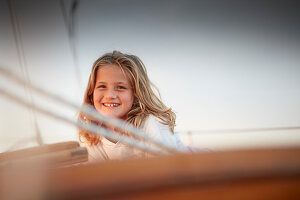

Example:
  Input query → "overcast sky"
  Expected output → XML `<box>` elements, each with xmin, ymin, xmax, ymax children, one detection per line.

<box><xmin>1</xmin><ymin>0</ymin><xmax>300</xmax><ymax>151</ymax></box>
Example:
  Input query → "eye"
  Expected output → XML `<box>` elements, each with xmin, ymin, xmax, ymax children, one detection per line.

<box><xmin>116</xmin><ymin>85</ymin><xmax>126</xmax><ymax>90</ymax></box>
<box><xmin>96</xmin><ymin>85</ymin><xmax>106</xmax><ymax>89</ymax></box>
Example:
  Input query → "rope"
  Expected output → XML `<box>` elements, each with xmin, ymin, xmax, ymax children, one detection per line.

<box><xmin>0</xmin><ymin>67</ymin><xmax>181</xmax><ymax>154</ymax></box>
<box><xmin>182</xmin><ymin>126</ymin><xmax>300</xmax><ymax>135</ymax></box>
<box><xmin>6</xmin><ymin>0</ymin><xmax>43</xmax><ymax>145</ymax></box>
<box><xmin>0</xmin><ymin>87</ymin><xmax>165</xmax><ymax>155</ymax></box>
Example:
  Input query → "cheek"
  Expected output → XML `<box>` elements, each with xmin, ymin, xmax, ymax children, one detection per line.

<box><xmin>123</xmin><ymin>92</ymin><xmax>134</xmax><ymax>107</ymax></box>
<box><xmin>93</xmin><ymin>90</ymin><xmax>102</xmax><ymax>102</ymax></box>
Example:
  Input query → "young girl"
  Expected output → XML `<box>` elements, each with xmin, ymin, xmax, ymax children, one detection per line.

<box><xmin>79</xmin><ymin>51</ymin><xmax>190</xmax><ymax>162</ymax></box>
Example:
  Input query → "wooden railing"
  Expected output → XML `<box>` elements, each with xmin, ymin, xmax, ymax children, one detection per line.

<box><xmin>0</xmin><ymin>141</ymin><xmax>88</xmax><ymax>169</ymax></box>
<box><xmin>1</xmin><ymin>146</ymin><xmax>299</xmax><ymax>199</ymax></box>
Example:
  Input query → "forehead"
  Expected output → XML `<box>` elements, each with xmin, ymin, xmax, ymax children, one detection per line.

<box><xmin>96</xmin><ymin>64</ymin><xmax>130</xmax><ymax>83</ymax></box>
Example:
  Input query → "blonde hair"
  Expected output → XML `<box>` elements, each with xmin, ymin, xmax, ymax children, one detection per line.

<box><xmin>78</xmin><ymin>51</ymin><xmax>176</xmax><ymax>145</ymax></box>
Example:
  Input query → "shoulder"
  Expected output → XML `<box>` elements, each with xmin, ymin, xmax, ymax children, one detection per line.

<box><xmin>141</xmin><ymin>115</ymin><xmax>190</xmax><ymax>152</ymax></box>
<box><xmin>142</xmin><ymin>114</ymin><xmax>168</xmax><ymax>128</ymax></box>
<box><xmin>141</xmin><ymin>114</ymin><xmax>170</xmax><ymax>134</ymax></box>
<box><xmin>142</xmin><ymin>114</ymin><xmax>158</xmax><ymax>125</ymax></box>
<box><xmin>141</xmin><ymin>114</ymin><xmax>175</xmax><ymax>143</ymax></box>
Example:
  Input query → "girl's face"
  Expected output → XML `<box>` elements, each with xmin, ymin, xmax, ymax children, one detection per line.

<box><xmin>93</xmin><ymin>65</ymin><xmax>134</xmax><ymax>120</ymax></box>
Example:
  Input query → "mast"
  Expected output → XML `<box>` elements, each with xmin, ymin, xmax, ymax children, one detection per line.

<box><xmin>6</xmin><ymin>0</ymin><xmax>43</xmax><ymax>147</ymax></box>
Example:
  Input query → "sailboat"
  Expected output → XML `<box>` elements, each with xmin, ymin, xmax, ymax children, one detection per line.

<box><xmin>1</xmin><ymin>1</ymin><xmax>300</xmax><ymax>199</ymax></box>
<box><xmin>0</xmin><ymin>138</ymin><xmax>299</xmax><ymax>199</ymax></box>
<box><xmin>0</xmin><ymin>70</ymin><xmax>299</xmax><ymax>199</ymax></box>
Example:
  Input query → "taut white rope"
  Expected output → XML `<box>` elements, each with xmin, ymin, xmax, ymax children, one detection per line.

<box><xmin>0</xmin><ymin>87</ymin><xmax>165</xmax><ymax>155</ymax></box>
<box><xmin>0</xmin><ymin>67</ymin><xmax>180</xmax><ymax>153</ymax></box>
<box><xmin>0</xmin><ymin>67</ymin><xmax>182</xmax><ymax>154</ymax></box>
<box><xmin>183</xmin><ymin>126</ymin><xmax>300</xmax><ymax>135</ymax></box>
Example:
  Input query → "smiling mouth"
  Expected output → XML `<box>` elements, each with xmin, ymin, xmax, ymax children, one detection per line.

<box><xmin>102</xmin><ymin>103</ymin><xmax>120</xmax><ymax>107</ymax></box>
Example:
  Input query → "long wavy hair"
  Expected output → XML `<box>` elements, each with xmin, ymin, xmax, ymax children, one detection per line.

<box><xmin>78</xmin><ymin>51</ymin><xmax>176</xmax><ymax>145</ymax></box>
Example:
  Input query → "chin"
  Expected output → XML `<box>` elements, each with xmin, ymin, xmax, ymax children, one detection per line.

<box><xmin>101</xmin><ymin>113</ymin><xmax>121</xmax><ymax>119</ymax></box>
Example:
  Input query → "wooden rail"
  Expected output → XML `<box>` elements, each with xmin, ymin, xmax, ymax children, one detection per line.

<box><xmin>0</xmin><ymin>141</ymin><xmax>79</xmax><ymax>161</ymax></box>
<box><xmin>1</xmin><ymin>146</ymin><xmax>299</xmax><ymax>199</ymax></box>
<box><xmin>0</xmin><ymin>141</ymin><xmax>87</xmax><ymax>169</ymax></box>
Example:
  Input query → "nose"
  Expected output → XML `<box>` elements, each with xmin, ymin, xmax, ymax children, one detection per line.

<box><xmin>105</xmin><ymin>88</ymin><xmax>117</xmax><ymax>99</ymax></box>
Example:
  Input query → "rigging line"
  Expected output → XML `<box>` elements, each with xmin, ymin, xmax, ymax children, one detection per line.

<box><xmin>6</xmin><ymin>0</ymin><xmax>43</xmax><ymax>145</ymax></box>
<box><xmin>59</xmin><ymin>0</ymin><xmax>82</xmax><ymax>89</ymax></box>
<box><xmin>0</xmin><ymin>67</ymin><xmax>180</xmax><ymax>153</ymax></box>
<box><xmin>182</xmin><ymin>126</ymin><xmax>300</xmax><ymax>135</ymax></box>
<box><xmin>0</xmin><ymin>67</ymin><xmax>181</xmax><ymax>154</ymax></box>
<box><xmin>0</xmin><ymin>87</ymin><xmax>166</xmax><ymax>155</ymax></box>
<box><xmin>59</xmin><ymin>0</ymin><xmax>68</xmax><ymax>30</ymax></box>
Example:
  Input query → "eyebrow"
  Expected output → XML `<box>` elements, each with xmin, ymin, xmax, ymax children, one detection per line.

<box><xmin>96</xmin><ymin>81</ymin><xmax>129</xmax><ymax>85</ymax></box>
<box><xmin>116</xmin><ymin>82</ymin><xmax>129</xmax><ymax>85</ymax></box>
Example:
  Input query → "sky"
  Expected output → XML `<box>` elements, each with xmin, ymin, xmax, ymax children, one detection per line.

<box><xmin>0</xmin><ymin>0</ymin><xmax>300</xmax><ymax>151</ymax></box>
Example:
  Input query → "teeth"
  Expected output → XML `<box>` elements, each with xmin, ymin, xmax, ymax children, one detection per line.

<box><xmin>103</xmin><ymin>103</ymin><xmax>119</xmax><ymax>107</ymax></box>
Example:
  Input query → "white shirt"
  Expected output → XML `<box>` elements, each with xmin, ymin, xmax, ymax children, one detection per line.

<box><xmin>81</xmin><ymin>115</ymin><xmax>189</xmax><ymax>162</ymax></box>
